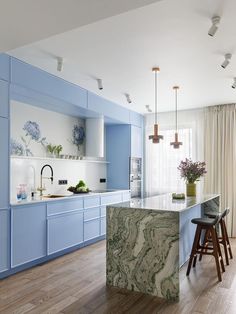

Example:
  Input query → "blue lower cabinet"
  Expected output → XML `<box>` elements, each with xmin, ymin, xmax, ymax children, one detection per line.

<box><xmin>11</xmin><ymin>204</ymin><xmax>47</xmax><ymax>267</ymax></box>
<box><xmin>48</xmin><ymin>211</ymin><xmax>83</xmax><ymax>255</ymax></box>
<box><xmin>0</xmin><ymin>209</ymin><xmax>10</xmax><ymax>273</ymax></box>
<box><xmin>84</xmin><ymin>218</ymin><xmax>100</xmax><ymax>241</ymax></box>
<box><xmin>101</xmin><ymin>217</ymin><xmax>106</xmax><ymax>236</ymax></box>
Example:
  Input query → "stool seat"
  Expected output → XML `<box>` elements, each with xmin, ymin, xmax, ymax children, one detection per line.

<box><xmin>191</xmin><ymin>217</ymin><xmax>219</xmax><ymax>226</ymax></box>
<box><xmin>204</xmin><ymin>211</ymin><xmax>219</xmax><ymax>218</ymax></box>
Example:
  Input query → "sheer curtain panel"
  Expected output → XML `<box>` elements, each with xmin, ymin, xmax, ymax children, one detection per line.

<box><xmin>204</xmin><ymin>104</ymin><xmax>236</xmax><ymax>237</ymax></box>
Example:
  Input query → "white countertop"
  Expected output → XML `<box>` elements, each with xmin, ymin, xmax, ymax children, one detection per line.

<box><xmin>11</xmin><ymin>189</ymin><xmax>129</xmax><ymax>206</ymax></box>
<box><xmin>109</xmin><ymin>193</ymin><xmax>220</xmax><ymax>213</ymax></box>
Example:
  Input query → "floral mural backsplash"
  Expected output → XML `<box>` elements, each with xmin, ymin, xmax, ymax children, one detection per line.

<box><xmin>11</xmin><ymin>120</ymin><xmax>85</xmax><ymax>157</ymax></box>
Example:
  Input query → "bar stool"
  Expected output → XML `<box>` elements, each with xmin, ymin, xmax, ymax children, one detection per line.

<box><xmin>203</xmin><ymin>208</ymin><xmax>233</xmax><ymax>265</ymax></box>
<box><xmin>186</xmin><ymin>215</ymin><xmax>225</xmax><ymax>281</ymax></box>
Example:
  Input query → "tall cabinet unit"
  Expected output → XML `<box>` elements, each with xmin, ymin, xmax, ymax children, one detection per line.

<box><xmin>0</xmin><ymin>54</ymin><xmax>10</xmax><ymax>274</ymax></box>
<box><xmin>106</xmin><ymin>120</ymin><xmax>143</xmax><ymax>191</ymax></box>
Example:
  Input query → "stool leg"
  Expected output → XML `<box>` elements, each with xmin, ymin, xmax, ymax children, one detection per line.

<box><xmin>199</xmin><ymin>229</ymin><xmax>209</xmax><ymax>261</ymax></box>
<box><xmin>210</xmin><ymin>226</ymin><xmax>223</xmax><ymax>281</ymax></box>
<box><xmin>223</xmin><ymin>219</ymin><xmax>233</xmax><ymax>259</ymax></box>
<box><xmin>220</xmin><ymin>220</ymin><xmax>229</xmax><ymax>265</ymax></box>
<box><xmin>187</xmin><ymin>225</ymin><xmax>201</xmax><ymax>276</ymax></box>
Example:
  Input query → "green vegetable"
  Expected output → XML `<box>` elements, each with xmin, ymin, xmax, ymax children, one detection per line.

<box><xmin>76</xmin><ymin>180</ymin><xmax>86</xmax><ymax>188</ymax></box>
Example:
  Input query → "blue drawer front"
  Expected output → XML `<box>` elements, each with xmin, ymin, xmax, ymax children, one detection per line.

<box><xmin>48</xmin><ymin>211</ymin><xmax>83</xmax><ymax>254</ymax></box>
<box><xmin>84</xmin><ymin>196</ymin><xmax>100</xmax><ymax>208</ymax></box>
<box><xmin>84</xmin><ymin>207</ymin><xmax>100</xmax><ymax>221</ymax></box>
<box><xmin>101</xmin><ymin>193</ymin><xmax>122</xmax><ymax>205</ymax></box>
<box><xmin>84</xmin><ymin>219</ymin><xmax>100</xmax><ymax>241</ymax></box>
<box><xmin>101</xmin><ymin>217</ymin><xmax>106</xmax><ymax>235</ymax></box>
<box><xmin>47</xmin><ymin>198</ymin><xmax>83</xmax><ymax>216</ymax></box>
<box><xmin>100</xmin><ymin>206</ymin><xmax>106</xmax><ymax>217</ymax></box>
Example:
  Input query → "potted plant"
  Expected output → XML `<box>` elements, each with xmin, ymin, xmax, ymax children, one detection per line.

<box><xmin>46</xmin><ymin>143</ymin><xmax>56</xmax><ymax>157</ymax></box>
<box><xmin>55</xmin><ymin>145</ymin><xmax>63</xmax><ymax>158</ymax></box>
<box><xmin>177</xmin><ymin>158</ymin><xmax>207</xmax><ymax>196</ymax></box>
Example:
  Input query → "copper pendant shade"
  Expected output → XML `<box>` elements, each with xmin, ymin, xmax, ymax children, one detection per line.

<box><xmin>149</xmin><ymin>67</ymin><xmax>164</xmax><ymax>144</ymax></box>
<box><xmin>170</xmin><ymin>86</ymin><xmax>183</xmax><ymax>149</ymax></box>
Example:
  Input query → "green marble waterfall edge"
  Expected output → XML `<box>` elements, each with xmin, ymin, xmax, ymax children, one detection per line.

<box><xmin>106</xmin><ymin>207</ymin><xmax>180</xmax><ymax>301</ymax></box>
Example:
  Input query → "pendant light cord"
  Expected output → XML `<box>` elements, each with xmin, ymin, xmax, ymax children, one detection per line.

<box><xmin>175</xmin><ymin>88</ymin><xmax>178</xmax><ymax>133</ymax></box>
<box><xmin>155</xmin><ymin>70</ymin><xmax>157</xmax><ymax>125</ymax></box>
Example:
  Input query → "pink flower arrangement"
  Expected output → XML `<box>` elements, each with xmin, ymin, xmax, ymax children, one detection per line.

<box><xmin>178</xmin><ymin>158</ymin><xmax>207</xmax><ymax>184</ymax></box>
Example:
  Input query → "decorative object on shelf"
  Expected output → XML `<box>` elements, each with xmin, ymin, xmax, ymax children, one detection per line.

<box><xmin>178</xmin><ymin>158</ymin><xmax>207</xmax><ymax>196</ymax></box>
<box><xmin>149</xmin><ymin>67</ymin><xmax>163</xmax><ymax>143</ymax></box>
<box><xmin>170</xmin><ymin>86</ymin><xmax>183</xmax><ymax>149</ymax></box>
<box><xmin>10</xmin><ymin>138</ymin><xmax>24</xmax><ymax>156</ymax></box>
<box><xmin>72</xmin><ymin>125</ymin><xmax>85</xmax><ymax>153</ymax></box>
<box><xmin>46</xmin><ymin>144</ymin><xmax>63</xmax><ymax>158</ymax></box>
<box><xmin>67</xmin><ymin>180</ymin><xmax>90</xmax><ymax>194</ymax></box>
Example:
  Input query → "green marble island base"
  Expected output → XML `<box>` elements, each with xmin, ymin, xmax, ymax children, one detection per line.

<box><xmin>106</xmin><ymin>194</ymin><xmax>220</xmax><ymax>301</ymax></box>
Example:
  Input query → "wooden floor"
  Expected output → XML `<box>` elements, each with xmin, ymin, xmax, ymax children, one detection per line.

<box><xmin>0</xmin><ymin>240</ymin><xmax>236</xmax><ymax>314</ymax></box>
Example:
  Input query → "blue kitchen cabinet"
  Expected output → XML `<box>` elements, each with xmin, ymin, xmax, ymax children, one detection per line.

<box><xmin>100</xmin><ymin>217</ymin><xmax>106</xmax><ymax>236</ymax></box>
<box><xmin>11</xmin><ymin>203</ymin><xmax>47</xmax><ymax>267</ymax></box>
<box><xmin>0</xmin><ymin>54</ymin><xmax>10</xmax><ymax>81</ymax></box>
<box><xmin>0</xmin><ymin>80</ymin><xmax>9</xmax><ymax>118</ymax></box>
<box><xmin>0</xmin><ymin>117</ymin><xmax>9</xmax><ymax>209</ymax></box>
<box><xmin>48</xmin><ymin>211</ymin><xmax>83</xmax><ymax>255</ymax></box>
<box><xmin>84</xmin><ymin>218</ymin><xmax>100</xmax><ymax>241</ymax></box>
<box><xmin>0</xmin><ymin>209</ymin><xmax>10</xmax><ymax>273</ymax></box>
<box><xmin>131</xmin><ymin>125</ymin><xmax>143</xmax><ymax>158</ymax></box>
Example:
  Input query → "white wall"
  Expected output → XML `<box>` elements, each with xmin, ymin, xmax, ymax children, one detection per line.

<box><xmin>11</xmin><ymin>100</ymin><xmax>85</xmax><ymax>157</ymax></box>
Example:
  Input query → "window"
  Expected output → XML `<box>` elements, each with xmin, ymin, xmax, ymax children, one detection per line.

<box><xmin>145</xmin><ymin>128</ymin><xmax>192</xmax><ymax>196</ymax></box>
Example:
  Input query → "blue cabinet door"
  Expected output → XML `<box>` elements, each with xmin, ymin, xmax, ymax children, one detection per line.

<box><xmin>101</xmin><ymin>217</ymin><xmax>106</xmax><ymax>236</ymax></box>
<box><xmin>84</xmin><ymin>218</ymin><xmax>100</xmax><ymax>241</ymax></box>
<box><xmin>11</xmin><ymin>204</ymin><xmax>47</xmax><ymax>267</ymax></box>
<box><xmin>0</xmin><ymin>80</ymin><xmax>9</xmax><ymax>118</ymax></box>
<box><xmin>48</xmin><ymin>211</ymin><xmax>83</xmax><ymax>255</ymax></box>
<box><xmin>131</xmin><ymin>125</ymin><xmax>143</xmax><ymax>158</ymax></box>
<box><xmin>0</xmin><ymin>209</ymin><xmax>10</xmax><ymax>273</ymax></box>
<box><xmin>0</xmin><ymin>54</ymin><xmax>10</xmax><ymax>81</ymax></box>
<box><xmin>0</xmin><ymin>117</ymin><xmax>9</xmax><ymax>209</ymax></box>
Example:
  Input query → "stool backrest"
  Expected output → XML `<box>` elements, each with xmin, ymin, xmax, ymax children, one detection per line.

<box><xmin>222</xmin><ymin>208</ymin><xmax>230</xmax><ymax>219</ymax></box>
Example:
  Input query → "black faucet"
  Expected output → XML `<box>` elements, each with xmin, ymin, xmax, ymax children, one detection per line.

<box><xmin>38</xmin><ymin>164</ymin><xmax>54</xmax><ymax>196</ymax></box>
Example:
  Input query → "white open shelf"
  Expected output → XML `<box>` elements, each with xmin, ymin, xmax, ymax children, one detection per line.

<box><xmin>11</xmin><ymin>155</ymin><xmax>110</xmax><ymax>164</ymax></box>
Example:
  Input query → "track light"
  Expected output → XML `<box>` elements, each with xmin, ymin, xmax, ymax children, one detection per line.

<box><xmin>145</xmin><ymin>105</ymin><xmax>152</xmax><ymax>113</ymax></box>
<box><xmin>221</xmin><ymin>53</ymin><xmax>232</xmax><ymax>69</ymax></box>
<box><xmin>208</xmin><ymin>16</ymin><xmax>220</xmax><ymax>37</ymax></box>
<box><xmin>125</xmin><ymin>93</ymin><xmax>132</xmax><ymax>104</ymax></box>
<box><xmin>97</xmin><ymin>79</ymin><xmax>103</xmax><ymax>90</ymax></box>
<box><xmin>57</xmin><ymin>57</ymin><xmax>63</xmax><ymax>72</ymax></box>
<box><xmin>232</xmin><ymin>78</ymin><xmax>236</xmax><ymax>89</ymax></box>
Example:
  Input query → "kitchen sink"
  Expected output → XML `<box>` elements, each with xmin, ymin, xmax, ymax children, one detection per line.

<box><xmin>43</xmin><ymin>194</ymin><xmax>67</xmax><ymax>198</ymax></box>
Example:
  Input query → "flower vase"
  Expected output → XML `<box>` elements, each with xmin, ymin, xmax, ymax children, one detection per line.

<box><xmin>186</xmin><ymin>183</ymin><xmax>196</xmax><ymax>197</ymax></box>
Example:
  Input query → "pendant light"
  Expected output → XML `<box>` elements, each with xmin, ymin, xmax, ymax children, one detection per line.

<box><xmin>170</xmin><ymin>86</ymin><xmax>183</xmax><ymax>149</ymax></box>
<box><xmin>149</xmin><ymin>67</ymin><xmax>163</xmax><ymax>143</ymax></box>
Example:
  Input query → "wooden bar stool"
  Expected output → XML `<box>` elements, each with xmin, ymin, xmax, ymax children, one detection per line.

<box><xmin>186</xmin><ymin>215</ymin><xmax>225</xmax><ymax>282</ymax></box>
<box><xmin>203</xmin><ymin>208</ymin><xmax>233</xmax><ymax>265</ymax></box>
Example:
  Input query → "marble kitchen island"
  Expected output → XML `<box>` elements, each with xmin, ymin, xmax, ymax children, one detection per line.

<box><xmin>106</xmin><ymin>193</ymin><xmax>220</xmax><ymax>301</ymax></box>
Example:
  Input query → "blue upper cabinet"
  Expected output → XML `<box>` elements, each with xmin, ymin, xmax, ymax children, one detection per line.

<box><xmin>0</xmin><ymin>54</ymin><xmax>10</xmax><ymax>82</ymax></box>
<box><xmin>11</xmin><ymin>58</ymin><xmax>87</xmax><ymax>109</ymax></box>
<box><xmin>131</xmin><ymin>125</ymin><xmax>143</xmax><ymax>158</ymax></box>
<box><xmin>88</xmin><ymin>92</ymin><xmax>130</xmax><ymax>124</ymax></box>
<box><xmin>0</xmin><ymin>117</ymin><xmax>9</xmax><ymax>209</ymax></box>
<box><xmin>0</xmin><ymin>80</ymin><xmax>9</xmax><ymax>118</ymax></box>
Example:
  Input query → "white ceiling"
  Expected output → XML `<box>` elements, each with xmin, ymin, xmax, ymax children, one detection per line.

<box><xmin>8</xmin><ymin>0</ymin><xmax>236</xmax><ymax>113</ymax></box>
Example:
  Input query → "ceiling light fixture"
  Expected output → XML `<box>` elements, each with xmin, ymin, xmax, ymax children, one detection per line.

<box><xmin>149</xmin><ymin>67</ymin><xmax>163</xmax><ymax>144</ymax></box>
<box><xmin>125</xmin><ymin>93</ymin><xmax>132</xmax><ymax>104</ymax></box>
<box><xmin>208</xmin><ymin>16</ymin><xmax>221</xmax><ymax>37</ymax></box>
<box><xmin>170</xmin><ymin>86</ymin><xmax>183</xmax><ymax>149</ymax></box>
<box><xmin>232</xmin><ymin>78</ymin><xmax>236</xmax><ymax>89</ymax></box>
<box><xmin>97</xmin><ymin>78</ymin><xmax>103</xmax><ymax>90</ymax></box>
<box><xmin>221</xmin><ymin>53</ymin><xmax>232</xmax><ymax>69</ymax></box>
<box><xmin>145</xmin><ymin>105</ymin><xmax>152</xmax><ymax>113</ymax></box>
<box><xmin>57</xmin><ymin>57</ymin><xmax>63</xmax><ymax>72</ymax></box>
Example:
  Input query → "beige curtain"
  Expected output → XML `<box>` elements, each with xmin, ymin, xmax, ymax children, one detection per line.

<box><xmin>204</xmin><ymin>104</ymin><xmax>236</xmax><ymax>237</ymax></box>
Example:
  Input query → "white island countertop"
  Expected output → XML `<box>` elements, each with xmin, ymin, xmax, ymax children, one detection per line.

<box><xmin>110</xmin><ymin>193</ymin><xmax>220</xmax><ymax>213</ymax></box>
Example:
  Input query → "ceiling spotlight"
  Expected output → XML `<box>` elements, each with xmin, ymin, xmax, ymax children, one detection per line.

<box><xmin>208</xmin><ymin>16</ymin><xmax>221</xmax><ymax>37</ymax></box>
<box><xmin>97</xmin><ymin>79</ymin><xmax>103</xmax><ymax>90</ymax></box>
<box><xmin>56</xmin><ymin>57</ymin><xmax>63</xmax><ymax>72</ymax></box>
<box><xmin>145</xmin><ymin>105</ymin><xmax>152</xmax><ymax>113</ymax></box>
<box><xmin>221</xmin><ymin>53</ymin><xmax>232</xmax><ymax>69</ymax></box>
<box><xmin>125</xmin><ymin>93</ymin><xmax>132</xmax><ymax>104</ymax></box>
<box><xmin>232</xmin><ymin>78</ymin><xmax>236</xmax><ymax>89</ymax></box>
